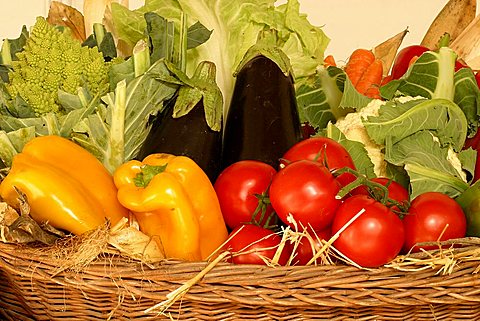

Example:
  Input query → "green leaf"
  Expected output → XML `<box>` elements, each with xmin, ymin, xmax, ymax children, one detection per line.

<box><xmin>324</xmin><ymin>123</ymin><xmax>375</xmax><ymax>178</ymax></box>
<box><xmin>395</xmin><ymin>47</ymin><xmax>456</xmax><ymax>101</ymax></box>
<box><xmin>338</xmin><ymin>71</ymin><xmax>373</xmax><ymax>110</ymax></box>
<box><xmin>296</xmin><ymin>66</ymin><xmax>349</xmax><ymax>130</ymax></box>
<box><xmin>72</xmin><ymin>59</ymin><xmax>178</xmax><ymax>173</ymax></box>
<box><xmin>186</xmin><ymin>21</ymin><xmax>213</xmax><ymax>49</ymax></box>
<box><xmin>109</xmin><ymin>58</ymin><xmax>135</xmax><ymax>89</ymax></box>
<box><xmin>133</xmin><ymin>164</ymin><xmax>168</xmax><ymax>187</ymax></box>
<box><xmin>453</xmin><ymin>67</ymin><xmax>480</xmax><ymax>137</ymax></box>
<box><xmin>364</xmin><ymin>98</ymin><xmax>468</xmax><ymax>151</ymax></box>
<box><xmin>0</xmin><ymin>127</ymin><xmax>35</xmax><ymax>166</ymax></box>
<box><xmin>0</xmin><ymin>115</ymin><xmax>50</xmax><ymax>136</ymax></box>
<box><xmin>111</xmin><ymin>0</ymin><xmax>329</xmax><ymax>113</ymax></box>
<box><xmin>82</xmin><ymin>24</ymin><xmax>117</xmax><ymax>60</ymax></box>
<box><xmin>385</xmin><ymin>131</ymin><xmax>469</xmax><ymax>198</ymax></box>
<box><xmin>458</xmin><ymin>147</ymin><xmax>477</xmax><ymax>183</ymax></box>
<box><xmin>0</xmin><ymin>25</ymin><xmax>28</xmax><ymax>66</ymax></box>
<box><xmin>145</xmin><ymin>12</ymin><xmax>175</xmax><ymax>64</ymax></box>
<box><xmin>169</xmin><ymin>60</ymin><xmax>223</xmax><ymax>131</ymax></box>
<box><xmin>58</xmin><ymin>89</ymin><xmax>101</xmax><ymax>137</ymax></box>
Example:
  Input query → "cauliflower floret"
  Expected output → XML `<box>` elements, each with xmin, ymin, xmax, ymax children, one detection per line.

<box><xmin>429</xmin><ymin>131</ymin><xmax>468</xmax><ymax>182</ymax></box>
<box><xmin>334</xmin><ymin>96</ymin><xmax>424</xmax><ymax>177</ymax></box>
<box><xmin>335</xmin><ymin>99</ymin><xmax>387</xmax><ymax>176</ymax></box>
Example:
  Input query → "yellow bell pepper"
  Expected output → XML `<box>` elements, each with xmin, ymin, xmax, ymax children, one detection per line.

<box><xmin>113</xmin><ymin>153</ymin><xmax>228</xmax><ymax>261</ymax></box>
<box><xmin>0</xmin><ymin>135</ymin><xmax>129</xmax><ymax>235</ymax></box>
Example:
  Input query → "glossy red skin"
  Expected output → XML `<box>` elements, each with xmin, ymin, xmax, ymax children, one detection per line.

<box><xmin>292</xmin><ymin>227</ymin><xmax>331</xmax><ymax>266</ymax></box>
<box><xmin>214</xmin><ymin>160</ymin><xmax>277</xmax><ymax>229</ymax></box>
<box><xmin>391</xmin><ymin>45</ymin><xmax>468</xmax><ymax>80</ymax></box>
<box><xmin>280</xmin><ymin>137</ymin><xmax>357</xmax><ymax>187</ymax></box>
<box><xmin>391</xmin><ymin>45</ymin><xmax>429</xmax><ymax>79</ymax></box>
<box><xmin>331</xmin><ymin>194</ymin><xmax>405</xmax><ymax>268</ymax></box>
<box><xmin>224</xmin><ymin>224</ymin><xmax>290</xmax><ymax>265</ymax></box>
<box><xmin>270</xmin><ymin>160</ymin><xmax>342</xmax><ymax>231</ymax></box>
<box><xmin>464</xmin><ymin>120</ymin><xmax>480</xmax><ymax>182</ymax></box>
<box><xmin>352</xmin><ymin>177</ymin><xmax>409</xmax><ymax>211</ymax></box>
<box><xmin>402</xmin><ymin>192</ymin><xmax>466</xmax><ymax>253</ymax></box>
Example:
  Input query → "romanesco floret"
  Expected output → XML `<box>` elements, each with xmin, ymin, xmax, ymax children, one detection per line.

<box><xmin>6</xmin><ymin>17</ymin><xmax>111</xmax><ymax>116</ymax></box>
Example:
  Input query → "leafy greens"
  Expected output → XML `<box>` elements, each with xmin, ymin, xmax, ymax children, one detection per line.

<box><xmin>109</xmin><ymin>0</ymin><xmax>330</xmax><ymax>113</ymax></box>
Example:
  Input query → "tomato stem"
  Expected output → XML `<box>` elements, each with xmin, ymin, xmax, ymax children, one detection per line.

<box><xmin>251</xmin><ymin>191</ymin><xmax>277</xmax><ymax>229</ymax></box>
<box><xmin>334</xmin><ymin>167</ymin><xmax>409</xmax><ymax>216</ymax></box>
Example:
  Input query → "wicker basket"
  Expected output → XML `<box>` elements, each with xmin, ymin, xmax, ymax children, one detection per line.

<box><xmin>0</xmin><ymin>241</ymin><xmax>480</xmax><ymax>321</ymax></box>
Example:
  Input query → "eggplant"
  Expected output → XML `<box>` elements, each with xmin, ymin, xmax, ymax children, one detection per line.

<box><xmin>137</xmin><ymin>61</ymin><xmax>224</xmax><ymax>182</ymax></box>
<box><xmin>221</xmin><ymin>54</ymin><xmax>302</xmax><ymax>170</ymax></box>
<box><xmin>137</xmin><ymin>96</ymin><xmax>223</xmax><ymax>182</ymax></box>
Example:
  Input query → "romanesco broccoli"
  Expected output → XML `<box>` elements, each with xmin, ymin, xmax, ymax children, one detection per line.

<box><xmin>6</xmin><ymin>17</ymin><xmax>111</xmax><ymax>116</ymax></box>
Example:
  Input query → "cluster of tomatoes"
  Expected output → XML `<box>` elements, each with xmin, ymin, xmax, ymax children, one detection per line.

<box><xmin>214</xmin><ymin>137</ymin><xmax>467</xmax><ymax>268</ymax></box>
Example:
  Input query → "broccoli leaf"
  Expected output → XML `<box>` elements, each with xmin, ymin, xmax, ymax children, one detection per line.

<box><xmin>71</xmin><ymin>59</ymin><xmax>178</xmax><ymax>173</ymax></box>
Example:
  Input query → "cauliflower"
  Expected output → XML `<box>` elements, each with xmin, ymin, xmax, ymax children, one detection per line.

<box><xmin>431</xmin><ymin>134</ymin><xmax>468</xmax><ymax>183</ymax></box>
<box><xmin>6</xmin><ymin>17</ymin><xmax>111</xmax><ymax>116</ymax></box>
<box><xmin>334</xmin><ymin>96</ymin><xmax>424</xmax><ymax>177</ymax></box>
<box><xmin>334</xmin><ymin>99</ymin><xmax>387</xmax><ymax>177</ymax></box>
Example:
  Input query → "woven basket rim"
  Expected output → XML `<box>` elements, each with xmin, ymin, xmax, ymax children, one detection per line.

<box><xmin>1</xmin><ymin>239</ymin><xmax>480</xmax><ymax>320</ymax></box>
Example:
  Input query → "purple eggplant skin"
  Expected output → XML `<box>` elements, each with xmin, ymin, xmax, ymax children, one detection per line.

<box><xmin>221</xmin><ymin>55</ymin><xmax>303</xmax><ymax>170</ymax></box>
<box><xmin>137</xmin><ymin>97</ymin><xmax>223</xmax><ymax>182</ymax></box>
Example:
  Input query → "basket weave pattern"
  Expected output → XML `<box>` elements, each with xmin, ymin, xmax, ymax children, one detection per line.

<box><xmin>0</xmin><ymin>242</ymin><xmax>480</xmax><ymax>320</ymax></box>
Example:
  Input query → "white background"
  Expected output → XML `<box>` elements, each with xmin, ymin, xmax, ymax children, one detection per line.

<box><xmin>0</xmin><ymin>0</ymin><xmax>458</xmax><ymax>62</ymax></box>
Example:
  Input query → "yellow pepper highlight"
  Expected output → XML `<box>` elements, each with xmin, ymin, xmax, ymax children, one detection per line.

<box><xmin>114</xmin><ymin>153</ymin><xmax>228</xmax><ymax>261</ymax></box>
<box><xmin>0</xmin><ymin>135</ymin><xmax>129</xmax><ymax>235</ymax></box>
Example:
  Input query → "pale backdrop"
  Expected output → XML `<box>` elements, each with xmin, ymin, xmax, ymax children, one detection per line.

<box><xmin>0</xmin><ymin>0</ymin><xmax>455</xmax><ymax>62</ymax></box>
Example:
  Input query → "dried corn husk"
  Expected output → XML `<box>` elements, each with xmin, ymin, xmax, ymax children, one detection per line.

<box><xmin>108</xmin><ymin>216</ymin><xmax>165</xmax><ymax>263</ymax></box>
<box><xmin>451</xmin><ymin>15</ymin><xmax>480</xmax><ymax>70</ymax></box>
<box><xmin>47</xmin><ymin>1</ymin><xmax>86</xmax><ymax>41</ymax></box>
<box><xmin>421</xmin><ymin>0</ymin><xmax>476</xmax><ymax>49</ymax></box>
<box><xmin>373</xmin><ymin>28</ymin><xmax>409</xmax><ymax>76</ymax></box>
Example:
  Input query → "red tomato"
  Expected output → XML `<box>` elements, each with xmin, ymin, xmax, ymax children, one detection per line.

<box><xmin>301</xmin><ymin>122</ymin><xmax>317</xmax><ymax>139</ymax></box>
<box><xmin>475</xmin><ymin>71</ymin><xmax>480</xmax><ymax>88</ymax></box>
<box><xmin>292</xmin><ymin>227</ymin><xmax>331</xmax><ymax>266</ymax></box>
<box><xmin>352</xmin><ymin>177</ymin><xmax>409</xmax><ymax>211</ymax></box>
<box><xmin>280</xmin><ymin>137</ymin><xmax>357</xmax><ymax>187</ymax></box>
<box><xmin>391</xmin><ymin>45</ymin><xmax>468</xmax><ymax>80</ymax></box>
<box><xmin>214</xmin><ymin>160</ymin><xmax>277</xmax><ymax>230</ymax></box>
<box><xmin>391</xmin><ymin>45</ymin><xmax>429</xmax><ymax>79</ymax></box>
<box><xmin>224</xmin><ymin>224</ymin><xmax>290</xmax><ymax>265</ymax></box>
<box><xmin>331</xmin><ymin>194</ymin><xmax>405</xmax><ymax>268</ymax></box>
<box><xmin>270</xmin><ymin>160</ymin><xmax>342</xmax><ymax>231</ymax></box>
<box><xmin>465</xmin><ymin>109</ymin><xmax>480</xmax><ymax>182</ymax></box>
<box><xmin>403</xmin><ymin>192</ymin><xmax>466</xmax><ymax>253</ymax></box>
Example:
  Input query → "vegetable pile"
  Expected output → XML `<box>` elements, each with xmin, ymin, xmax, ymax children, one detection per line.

<box><xmin>0</xmin><ymin>0</ymin><xmax>480</xmax><ymax>272</ymax></box>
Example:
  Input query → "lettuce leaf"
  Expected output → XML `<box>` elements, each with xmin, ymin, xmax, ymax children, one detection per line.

<box><xmin>110</xmin><ymin>0</ymin><xmax>329</xmax><ymax>113</ymax></box>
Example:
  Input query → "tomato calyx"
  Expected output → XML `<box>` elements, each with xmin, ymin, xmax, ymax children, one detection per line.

<box><xmin>334</xmin><ymin>168</ymin><xmax>409</xmax><ymax>215</ymax></box>
<box><xmin>251</xmin><ymin>190</ymin><xmax>277</xmax><ymax>229</ymax></box>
